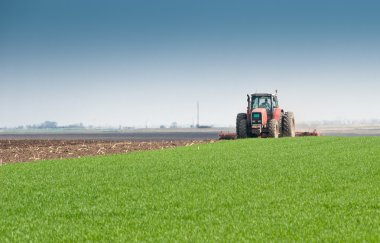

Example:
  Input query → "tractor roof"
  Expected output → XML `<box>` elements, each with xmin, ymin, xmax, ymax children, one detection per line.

<box><xmin>251</xmin><ymin>93</ymin><xmax>275</xmax><ymax>97</ymax></box>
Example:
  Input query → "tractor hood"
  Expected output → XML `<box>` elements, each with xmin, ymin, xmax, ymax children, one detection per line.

<box><xmin>252</xmin><ymin>108</ymin><xmax>268</xmax><ymax>125</ymax></box>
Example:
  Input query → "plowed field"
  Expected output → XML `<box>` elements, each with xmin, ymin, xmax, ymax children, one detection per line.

<box><xmin>0</xmin><ymin>140</ymin><xmax>212</xmax><ymax>163</ymax></box>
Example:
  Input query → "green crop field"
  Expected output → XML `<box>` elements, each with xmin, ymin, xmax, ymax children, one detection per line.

<box><xmin>1</xmin><ymin>137</ymin><xmax>380</xmax><ymax>241</ymax></box>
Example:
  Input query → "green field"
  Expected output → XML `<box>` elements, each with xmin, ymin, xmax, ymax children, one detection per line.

<box><xmin>1</xmin><ymin>137</ymin><xmax>380</xmax><ymax>241</ymax></box>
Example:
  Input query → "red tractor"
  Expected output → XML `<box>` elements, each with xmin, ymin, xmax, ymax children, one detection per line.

<box><xmin>236</xmin><ymin>92</ymin><xmax>295</xmax><ymax>138</ymax></box>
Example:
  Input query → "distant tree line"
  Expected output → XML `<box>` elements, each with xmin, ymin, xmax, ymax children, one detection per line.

<box><xmin>25</xmin><ymin>121</ymin><xmax>57</xmax><ymax>129</ymax></box>
<box><xmin>24</xmin><ymin>121</ymin><xmax>85</xmax><ymax>129</ymax></box>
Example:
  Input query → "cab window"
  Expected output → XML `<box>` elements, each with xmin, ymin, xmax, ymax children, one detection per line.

<box><xmin>252</xmin><ymin>96</ymin><xmax>272</xmax><ymax>109</ymax></box>
<box><xmin>251</xmin><ymin>97</ymin><xmax>260</xmax><ymax>109</ymax></box>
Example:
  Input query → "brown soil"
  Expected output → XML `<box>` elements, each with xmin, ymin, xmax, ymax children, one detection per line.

<box><xmin>0</xmin><ymin>140</ymin><xmax>213</xmax><ymax>164</ymax></box>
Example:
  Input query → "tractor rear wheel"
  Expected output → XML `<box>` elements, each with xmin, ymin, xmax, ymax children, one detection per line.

<box><xmin>279</xmin><ymin>113</ymin><xmax>284</xmax><ymax>137</ymax></box>
<box><xmin>268</xmin><ymin>119</ymin><xmax>279</xmax><ymax>138</ymax></box>
<box><xmin>282</xmin><ymin>112</ymin><xmax>296</xmax><ymax>137</ymax></box>
<box><xmin>236</xmin><ymin>113</ymin><xmax>247</xmax><ymax>137</ymax></box>
<box><xmin>237</xmin><ymin>119</ymin><xmax>248</xmax><ymax>138</ymax></box>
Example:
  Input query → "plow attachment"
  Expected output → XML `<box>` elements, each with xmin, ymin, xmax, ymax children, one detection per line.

<box><xmin>295</xmin><ymin>129</ymin><xmax>320</xmax><ymax>137</ymax></box>
<box><xmin>218</xmin><ymin>132</ymin><xmax>238</xmax><ymax>140</ymax></box>
<box><xmin>219</xmin><ymin>129</ymin><xmax>320</xmax><ymax>140</ymax></box>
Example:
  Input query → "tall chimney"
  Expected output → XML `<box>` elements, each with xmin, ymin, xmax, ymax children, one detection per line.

<box><xmin>196</xmin><ymin>101</ymin><xmax>199</xmax><ymax>128</ymax></box>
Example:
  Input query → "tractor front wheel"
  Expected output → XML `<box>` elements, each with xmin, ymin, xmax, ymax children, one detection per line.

<box><xmin>268</xmin><ymin>119</ymin><xmax>279</xmax><ymax>138</ymax></box>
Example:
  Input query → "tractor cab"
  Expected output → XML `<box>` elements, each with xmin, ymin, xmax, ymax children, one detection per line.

<box><xmin>250</xmin><ymin>94</ymin><xmax>278</xmax><ymax>113</ymax></box>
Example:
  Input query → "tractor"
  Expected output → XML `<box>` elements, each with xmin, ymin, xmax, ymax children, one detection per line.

<box><xmin>236</xmin><ymin>91</ymin><xmax>295</xmax><ymax>138</ymax></box>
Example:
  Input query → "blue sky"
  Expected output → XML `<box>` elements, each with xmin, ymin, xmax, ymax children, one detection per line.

<box><xmin>1</xmin><ymin>0</ymin><xmax>379</xmax><ymax>127</ymax></box>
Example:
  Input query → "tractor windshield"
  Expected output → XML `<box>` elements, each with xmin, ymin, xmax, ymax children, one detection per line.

<box><xmin>252</xmin><ymin>96</ymin><xmax>272</xmax><ymax>110</ymax></box>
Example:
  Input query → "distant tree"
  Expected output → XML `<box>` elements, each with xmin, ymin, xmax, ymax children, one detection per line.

<box><xmin>65</xmin><ymin>123</ymin><xmax>85</xmax><ymax>129</ymax></box>
<box><xmin>39</xmin><ymin>121</ymin><xmax>58</xmax><ymax>129</ymax></box>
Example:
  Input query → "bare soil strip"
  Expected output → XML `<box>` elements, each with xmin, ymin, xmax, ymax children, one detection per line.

<box><xmin>0</xmin><ymin>131</ymin><xmax>220</xmax><ymax>141</ymax></box>
<box><xmin>0</xmin><ymin>140</ymin><xmax>213</xmax><ymax>164</ymax></box>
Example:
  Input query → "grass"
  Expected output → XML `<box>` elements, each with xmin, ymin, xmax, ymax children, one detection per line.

<box><xmin>1</xmin><ymin>137</ymin><xmax>380</xmax><ymax>241</ymax></box>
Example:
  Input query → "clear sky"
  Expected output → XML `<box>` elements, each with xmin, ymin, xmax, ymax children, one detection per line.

<box><xmin>1</xmin><ymin>0</ymin><xmax>379</xmax><ymax>127</ymax></box>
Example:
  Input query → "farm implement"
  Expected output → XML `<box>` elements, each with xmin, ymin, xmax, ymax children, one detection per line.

<box><xmin>219</xmin><ymin>130</ymin><xmax>320</xmax><ymax>140</ymax></box>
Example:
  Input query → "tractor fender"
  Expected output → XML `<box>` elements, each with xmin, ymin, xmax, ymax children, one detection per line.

<box><xmin>273</xmin><ymin>108</ymin><xmax>283</xmax><ymax>121</ymax></box>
